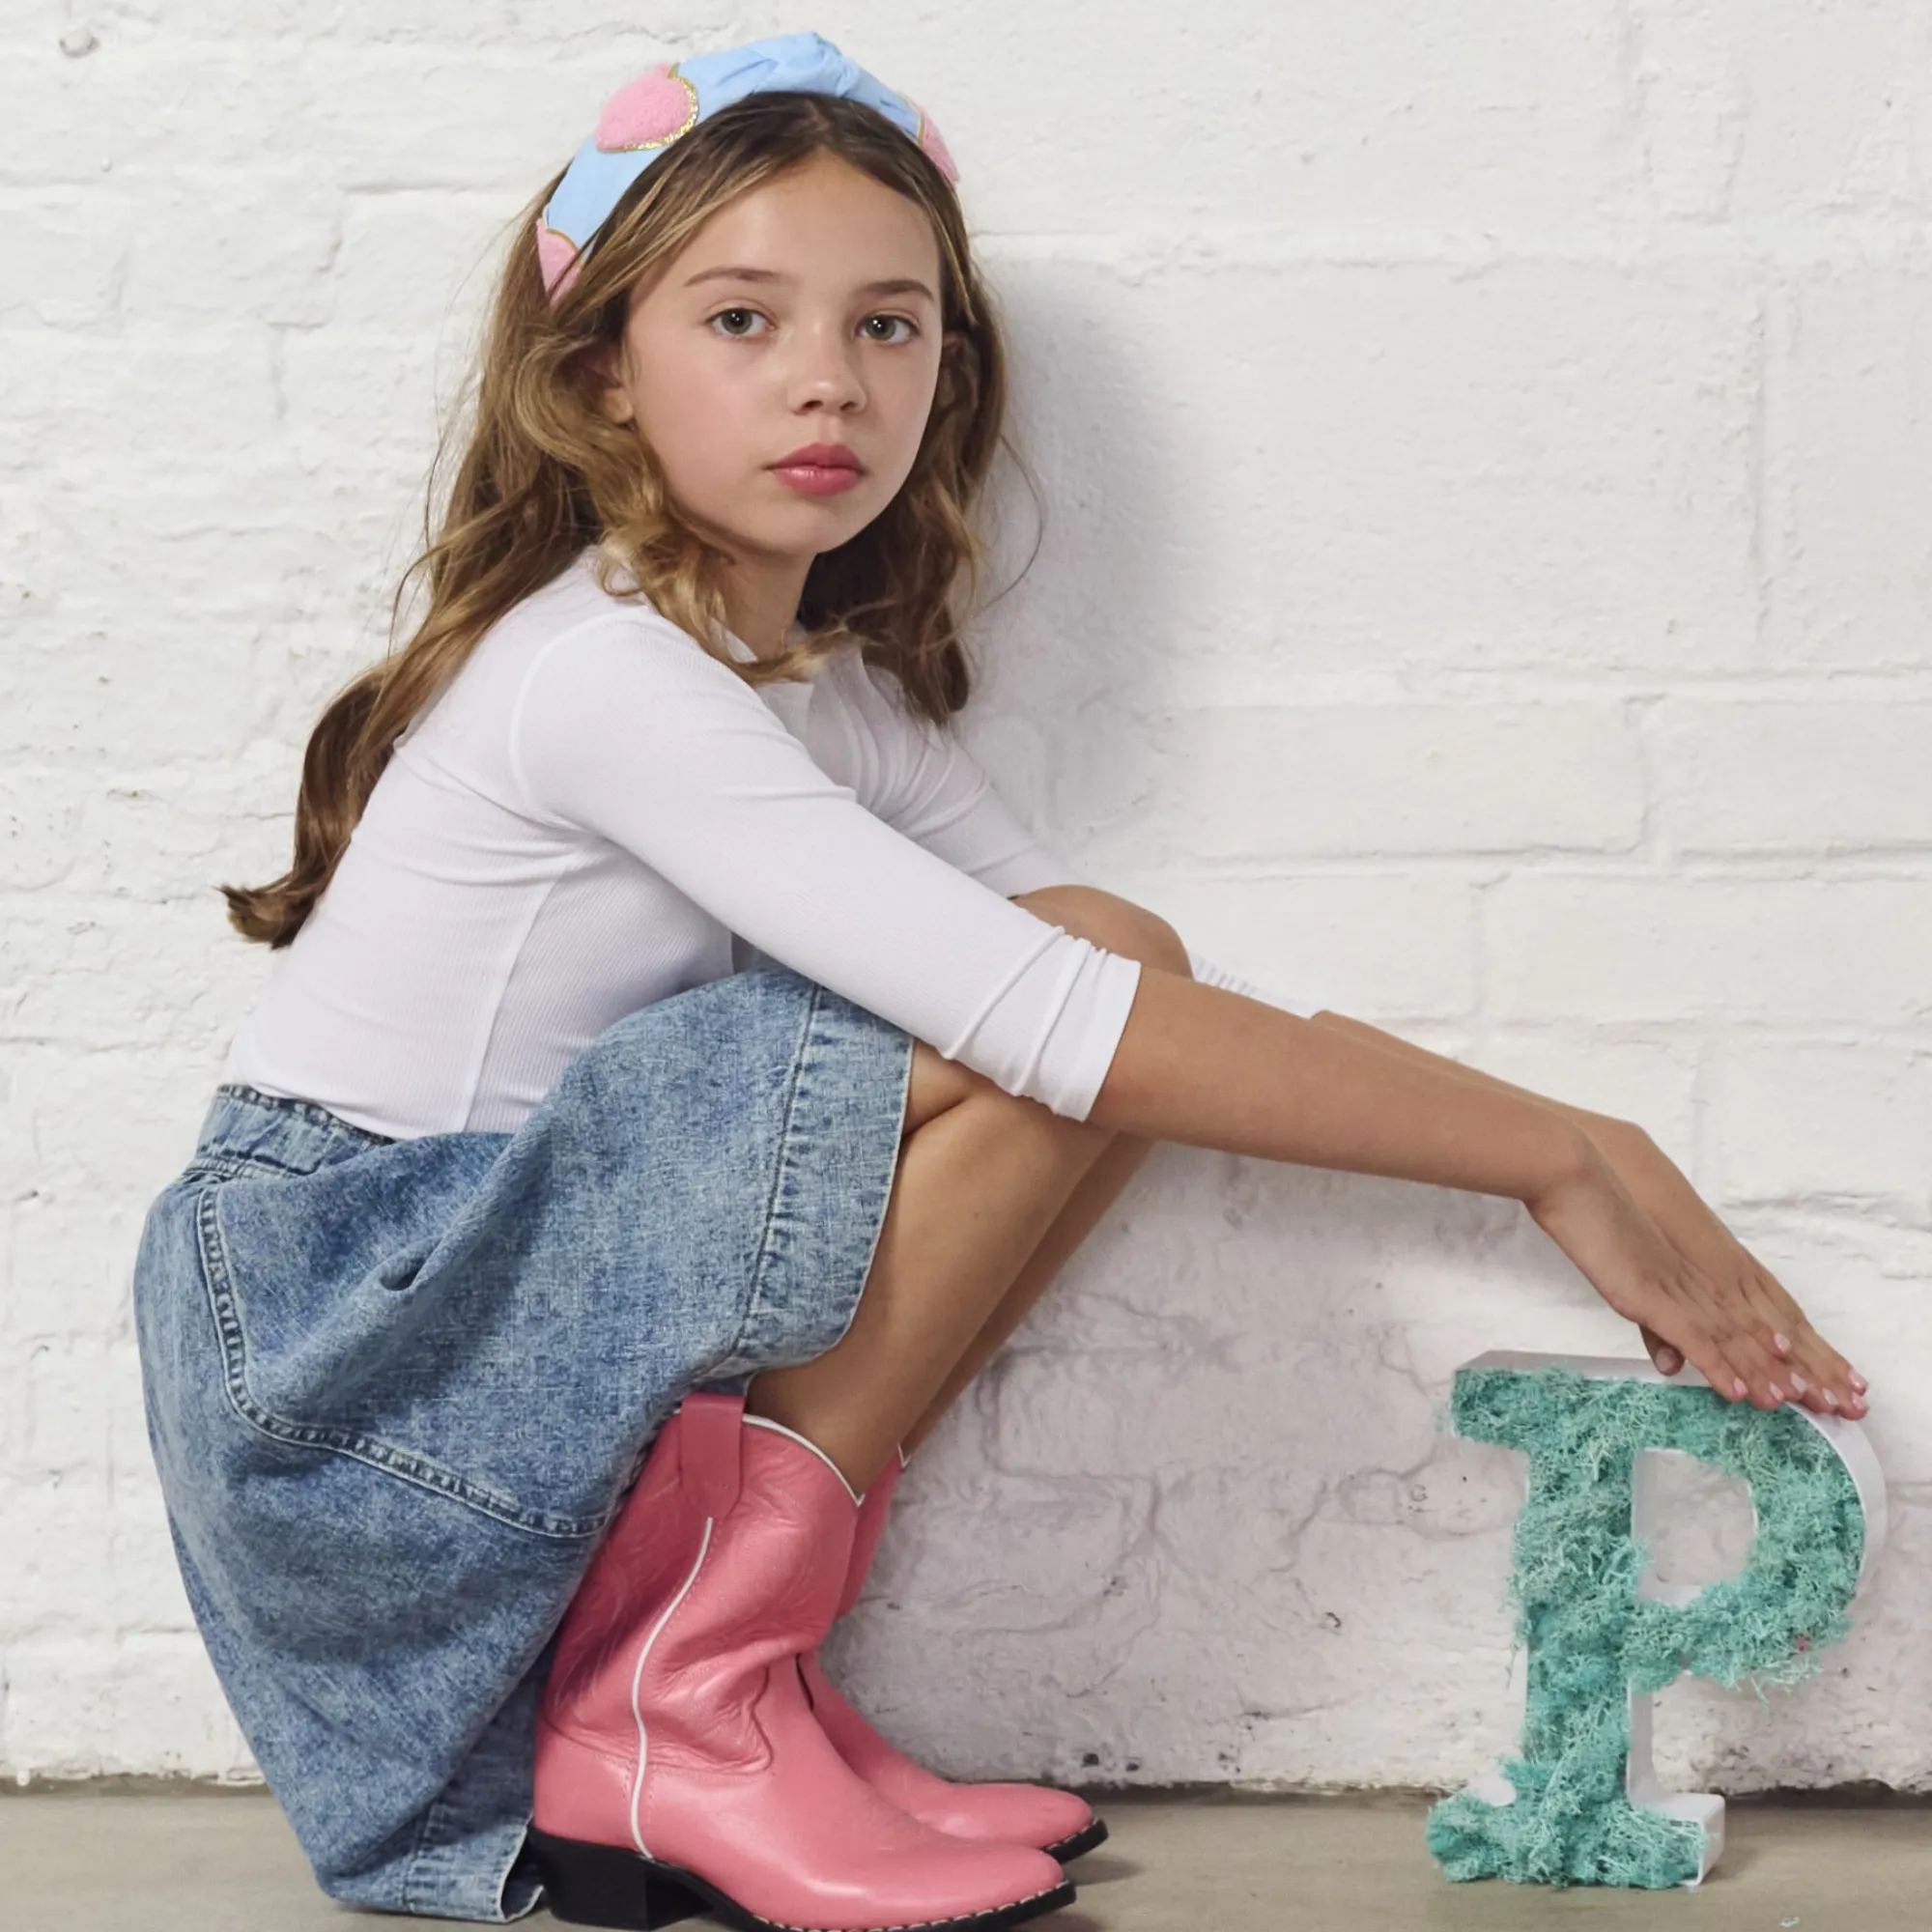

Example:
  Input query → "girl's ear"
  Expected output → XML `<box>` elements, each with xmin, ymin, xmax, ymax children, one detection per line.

<box><xmin>579</xmin><ymin>342</ymin><xmax>636</xmax><ymax>427</ymax></box>
<box><xmin>933</xmin><ymin>328</ymin><xmax>970</xmax><ymax>411</ymax></box>
<box><xmin>591</xmin><ymin>357</ymin><xmax>638</xmax><ymax>433</ymax></box>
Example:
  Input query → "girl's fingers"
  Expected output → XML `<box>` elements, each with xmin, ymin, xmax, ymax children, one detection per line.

<box><xmin>1636</xmin><ymin>1294</ymin><xmax>1750</xmax><ymax>1403</ymax></box>
<box><xmin>1681</xmin><ymin>1330</ymin><xmax>1752</xmax><ymax>1404</ymax></box>
<box><xmin>1761</xmin><ymin>1311</ymin><xmax>1863</xmax><ymax>1414</ymax></box>
<box><xmin>1638</xmin><ymin>1324</ymin><xmax>1683</xmax><ymax>1377</ymax></box>
<box><xmin>1688</xmin><ymin>1301</ymin><xmax>1787</xmax><ymax>1407</ymax></box>
<box><xmin>1797</xmin><ymin>1332</ymin><xmax>1865</xmax><ymax>1412</ymax></box>
<box><xmin>1792</xmin><ymin>1344</ymin><xmax>1854</xmax><ymax>1412</ymax></box>
<box><xmin>1721</xmin><ymin>1251</ymin><xmax>1868</xmax><ymax>1411</ymax></box>
<box><xmin>1739</xmin><ymin>1328</ymin><xmax>1802</xmax><ymax>1407</ymax></box>
<box><xmin>1636</xmin><ymin>1258</ymin><xmax>1862</xmax><ymax>1416</ymax></box>
<box><xmin>1671</xmin><ymin>1259</ymin><xmax>1811</xmax><ymax>1410</ymax></box>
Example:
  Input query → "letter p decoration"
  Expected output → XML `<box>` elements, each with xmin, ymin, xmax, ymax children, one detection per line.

<box><xmin>1426</xmin><ymin>1351</ymin><xmax>1885</xmax><ymax>1889</ymax></box>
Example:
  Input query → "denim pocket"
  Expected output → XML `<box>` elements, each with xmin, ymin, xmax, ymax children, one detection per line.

<box><xmin>189</xmin><ymin>1144</ymin><xmax>614</xmax><ymax>1540</ymax></box>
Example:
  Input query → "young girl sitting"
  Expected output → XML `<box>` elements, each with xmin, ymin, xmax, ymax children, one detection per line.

<box><xmin>130</xmin><ymin>30</ymin><xmax>1868</xmax><ymax>1932</ymax></box>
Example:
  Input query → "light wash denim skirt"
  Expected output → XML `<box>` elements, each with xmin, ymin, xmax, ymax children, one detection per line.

<box><xmin>130</xmin><ymin>963</ymin><xmax>915</xmax><ymax>1922</ymax></box>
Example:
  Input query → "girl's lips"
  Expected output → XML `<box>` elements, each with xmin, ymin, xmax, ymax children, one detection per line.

<box><xmin>770</xmin><ymin>462</ymin><xmax>864</xmax><ymax>497</ymax></box>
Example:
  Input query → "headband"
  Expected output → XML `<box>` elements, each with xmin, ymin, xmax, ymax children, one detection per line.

<box><xmin>536</xmin><ymin>31</ymin><xmax>958</xmax><ymax>305</ymax></box>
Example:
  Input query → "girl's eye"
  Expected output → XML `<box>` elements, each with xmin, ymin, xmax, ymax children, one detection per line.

<box><xmin>705</xmin><ymin>310</ymin><xmax>919</xmax><ymax>344</ymax></box>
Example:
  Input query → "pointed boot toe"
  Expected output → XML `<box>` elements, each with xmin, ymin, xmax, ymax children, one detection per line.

<box><xmin>800</xmin><ymin>1651</ymin><xmax>1105</xmax><ymax>1862</ymax></box>
<box><xmin>799</xmin><ymin>1447</ymin><xmax>1107</xmax><ymax>1864</ymax></box>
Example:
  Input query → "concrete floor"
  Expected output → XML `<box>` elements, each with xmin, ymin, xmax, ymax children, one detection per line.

<box><xmin>0</xmin><ymin>1788</ymin><xmax>1923</xmax><ymax>1931</ymax></box>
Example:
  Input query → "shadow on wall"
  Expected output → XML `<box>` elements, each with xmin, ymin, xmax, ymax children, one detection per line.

<box><xmin>965</xmin><ymin>259</ymin><xmax>1187</xmax><ymax>858</ymax></box>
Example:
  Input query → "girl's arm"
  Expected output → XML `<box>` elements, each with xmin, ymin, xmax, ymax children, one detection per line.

<box><xmin>735</xmin><ymin>668</ymin><xmax>1864</xmax><ymax>1415</ymax></box>
<box><xmin>512</xmin><ymin>618</ymin><xmax>1145</xmax><ymax>1121</ymax></box>
<box><xmin>1082</xmin><ymin>966</ymin><xmax>1868</xmax><ymax>1420</ymax></box>
<box><xmin>890</xmin><ymin>716</ymin><xmax>1860</xmax><ymax>1412</ymax></box>
<box><xmin>1297</xmin><ymin>1009</ymin><xmax>1863</xmax><ymax>1413</ymax></box>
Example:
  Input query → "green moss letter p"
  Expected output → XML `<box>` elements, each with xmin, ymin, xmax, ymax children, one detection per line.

<box><xmin>1426</xmin><ymin>1350</ymin><xmax>1884</xmax><ymax>1889</ymax></box>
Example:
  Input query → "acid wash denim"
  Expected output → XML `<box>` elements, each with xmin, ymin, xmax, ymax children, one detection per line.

<box><xmin>131</xmin><ymin>963</ymin><xmax>914</xmax><ymax>1921</ymax></box>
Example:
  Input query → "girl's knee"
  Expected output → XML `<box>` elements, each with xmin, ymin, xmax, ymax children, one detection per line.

<box><xmin>1009</xmin><ymin>885</ymin><xmax>1191</xmax><ymax>979</ymax></box>
<box><xmin>901</xmin><ymin>887</ymin><xmax>1187</xmax><ymax>1137</ymax></box>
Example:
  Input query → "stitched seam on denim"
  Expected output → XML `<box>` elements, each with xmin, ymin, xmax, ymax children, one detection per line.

<box><xmin>841</xmin><ymin>1030</ymin><xmax>912</xmax><ymax>1366</ymax></box>
<box><xmin>180</xmin><ymin>1151</ymin><xmax>315</xmax><ymax>1183</ymax></box>
<box><xmin>738</xmin><ymin>977</ymin><xmax>820</xmax><ymax>1353</ymax></box>
<box><xmin>402</xmin><ymin>1688</ymin><xmax>549</xmax><ymax>1919</ymax></box>
<box><xmin>399</xmin><ymin>1781</ymin><xmax>453</xmax><ymax>1918</ymax></box>
<box><xmin>214</xmin><ymin>1082</ymin><xmax>398</xmax><ymax>1145</ymax></box>
<box><xmin>496</xmin><ymin>1820</ymin><xmax>541</xmax><ymax>1923</ymax></box>
<box><xmin>191</xmin><ymin>1184</ymin><xmax>611</xmax><ymax>1542</ymax></box>
<box><xmin>403</xmin><ymin>1777</ymin><xmax>517</xmax><ymax>1920</ymax></box>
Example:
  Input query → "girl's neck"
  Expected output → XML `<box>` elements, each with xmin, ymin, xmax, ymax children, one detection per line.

<box><xmin>721</xmin><ymin>560</ymin><xmax>810</xmax><ymax>663</ymax></box>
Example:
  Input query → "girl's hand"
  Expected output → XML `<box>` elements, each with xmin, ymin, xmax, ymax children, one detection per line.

<box><xmin>1282</xmin><ymin>1008</ymin><xmax>1868</xmax><ymax>1415</ymax></box>
<box><xmin>1523</xmin><ymin>1139</ymin><xmax>1866</xmax><ymax>1416</ymax></box>
<box><xmin>1579</xmin><ymin>1120</ymin><xmax>1867</xmax><ymax>1419</ymax></box>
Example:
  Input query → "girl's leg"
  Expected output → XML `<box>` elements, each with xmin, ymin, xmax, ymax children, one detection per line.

<box><xmin>747</xmin><ymin>891</ymin><xmax>1187</xmax><ymax>1496</ymax></box>
<box><xmin>899</xmin><ymin>1124</ymin><xmax>1156</xmax><ymax>1459</ymax></box>
<box><xmin>745</xmin><ymin>1046</ymin><xmax>1118</xmax><ymax>1495</ymax></box>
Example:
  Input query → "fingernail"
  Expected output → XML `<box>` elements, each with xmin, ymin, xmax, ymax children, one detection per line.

<box><xmin>1774</xmin><ymin>1331</ymin><xmax>1793</xmax><ymax>1353</ymax></box>
<box><xmin>1732</xmin><ymin>1377</ymin><xmax>1747</xmax><ymax>1399</ymax></box>
<box><xmin>1851</xmin><ymin>1373</ymin><xmax>1869</xmax><ymax>1394</ymax></box>
<box><xmin>1768</xmin><ymin>1383</ymin><xmax>1786</xmax><ymax>1404</ymax></box>
<box><xmin>1788</xmin><ymin>1374</ymin><xmax>1806</xmax><ymax>1396</ymax></box>
<box><xmin>1821</xmin><ymin>1388</ymin><xmax>1839</xmax><ymax>1410</ymax></box>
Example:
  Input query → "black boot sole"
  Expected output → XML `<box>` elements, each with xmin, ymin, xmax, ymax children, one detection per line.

<box><xmin>525</xmin><ymin>1826</ymin><xmax>1077</xmax><ymax>1932</ymax></box>
<box><xmin>1042</xmin><ymin>1816</ymin><xmax>1108</xmax><ymax>1864</ymax></box>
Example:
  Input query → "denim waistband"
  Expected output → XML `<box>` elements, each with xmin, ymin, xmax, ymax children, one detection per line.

<box><xmin>195</xmin><ymin>1081</ymin><xmax>400</xmax><ymax>1174</ymax></box>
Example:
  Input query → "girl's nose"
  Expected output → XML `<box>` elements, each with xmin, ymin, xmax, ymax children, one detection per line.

<box><xmin>786</xmin><ymin>324</ymin><xmax>867</xmax><ymax>412</ymax></box>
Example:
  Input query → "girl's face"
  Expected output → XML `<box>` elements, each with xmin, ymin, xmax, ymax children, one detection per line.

<box><xmin>596</xmin><ymin>152</ymin><xmax>949</xmax><ymax>604</ymax></box>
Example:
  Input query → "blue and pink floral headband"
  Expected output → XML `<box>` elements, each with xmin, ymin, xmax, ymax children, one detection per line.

<box><xmin>536</xmin><ymin>31</ymin><xmax>958</xmax><ymax>304</ymax></box>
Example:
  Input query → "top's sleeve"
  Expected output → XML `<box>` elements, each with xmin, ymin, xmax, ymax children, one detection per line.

<box><xmin>849</xmin><ymin>659</ymin><xmax>1328</xmax><ymax>1019</ymax></box>
<box><xmin>507</xmin><ymin>617</ymin><xmax>1143</xmax><ymax>1121</ymax></box>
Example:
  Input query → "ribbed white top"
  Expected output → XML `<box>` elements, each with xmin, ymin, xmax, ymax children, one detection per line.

<box><xmin>222</xmin><ymin>551</ymin><xmax>1173</xmax><ymax>1136</ymax></box>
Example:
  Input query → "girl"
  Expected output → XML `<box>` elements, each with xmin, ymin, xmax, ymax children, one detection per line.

<box><xmin>130</xmin><ymin>30</ymin><xmax>1868</xmax><ymax>1932</ymax></box>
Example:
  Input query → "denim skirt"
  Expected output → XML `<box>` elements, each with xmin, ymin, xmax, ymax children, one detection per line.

<box><xmin>130</xmin><ymin>963</ymin><xmax>915</xmax><ymax>1922</ymax></box>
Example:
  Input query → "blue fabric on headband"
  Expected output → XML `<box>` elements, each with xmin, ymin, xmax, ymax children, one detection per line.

<box><xmin>536</xmin><ymin>32</ymin><xmax>956</xmax><ymax>302</ymax></box>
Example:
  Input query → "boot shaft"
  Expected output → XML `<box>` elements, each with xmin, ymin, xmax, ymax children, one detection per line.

<box><xmin>541</xmin><ymin>1395</ymin><xmax>861</xmax><ymax>1773</ymax></box>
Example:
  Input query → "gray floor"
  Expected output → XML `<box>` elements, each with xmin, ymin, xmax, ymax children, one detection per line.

<box><xmin>0</xmin><ymin>1788</ymin><xmax>1923</xmax><ymax>1931</ymax></box>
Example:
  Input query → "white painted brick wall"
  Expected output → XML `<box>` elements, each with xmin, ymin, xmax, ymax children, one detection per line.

<box><xmin>4</xmin><ymin>2</ymin><xmax>1929</xmax><ymax>1799</ymax></box>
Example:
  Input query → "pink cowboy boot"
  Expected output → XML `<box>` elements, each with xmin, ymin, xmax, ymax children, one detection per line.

<box><xmin>798</xmin><ymin>1446</ymin><xmax>1108</xmax><ymax>1864</ymax></box>
<box><xmin>527</xmin><ymin>1393</ymin><xmax>1074</xmax><ymax>1932</ymax></box>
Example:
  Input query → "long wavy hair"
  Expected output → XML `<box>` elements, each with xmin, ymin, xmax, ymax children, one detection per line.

<box><xmin>221</xmin><ymin>88</ymin><xmax>1035</xmax><ymax>948</ymax></box>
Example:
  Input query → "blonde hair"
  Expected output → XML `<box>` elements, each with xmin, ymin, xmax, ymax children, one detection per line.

<box><xmin>222</xmin><ymin>89</ymin><xmax>1032</xmax><ymax>948</ymax></box>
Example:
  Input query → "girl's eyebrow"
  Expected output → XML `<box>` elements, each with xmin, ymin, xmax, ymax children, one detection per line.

<box><xmin>682</xmin><ymin>265</ymin><xmax>937</xmax><ymax>302</ymax></box>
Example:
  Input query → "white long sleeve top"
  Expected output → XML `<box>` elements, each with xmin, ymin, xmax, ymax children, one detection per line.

<box><xmin>220</xmin><ymin>547</ymin><xmax>1319</xmax><ymax>1141</ymax></box>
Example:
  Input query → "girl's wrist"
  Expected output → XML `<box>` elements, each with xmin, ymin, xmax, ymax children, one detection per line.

<box><xmin>1520</xmin><ymin>1113</ymin><xmax>1609</xmax><ymax>1216</ymax></box>
<box><xmin>1564</xmin><ymin>1113</ymin><xmax>1700</xmax><ymax>1214</ymax></box>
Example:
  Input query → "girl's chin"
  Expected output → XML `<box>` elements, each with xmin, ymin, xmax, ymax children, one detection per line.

<box><xmin>678</xmin><ymin>498</ymin><xmax>869</xmax><ymax>554</ymax></box>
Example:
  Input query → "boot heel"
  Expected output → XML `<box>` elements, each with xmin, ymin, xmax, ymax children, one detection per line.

<box><xmin>525</xmin><ymin>1827</ymin><xmax>709</xmax><ymax>1929</ymax></box>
